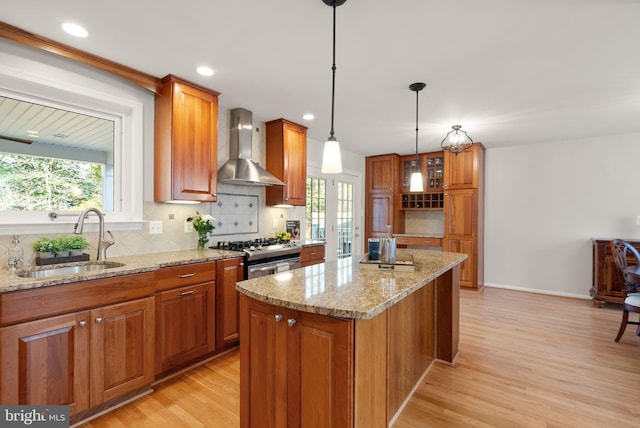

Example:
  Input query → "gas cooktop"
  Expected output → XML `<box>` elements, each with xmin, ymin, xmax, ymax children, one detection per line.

<box><xmin>212</xmin><ymin>238</ymin><xmax>301</xmax><ymax>261</ymax></box>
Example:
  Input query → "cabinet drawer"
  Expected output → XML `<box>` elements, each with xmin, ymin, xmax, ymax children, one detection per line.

<box><xmin>395</xmin><ymin>237</ymin><xmax>442</xmax><ymax>247</ymax></box>
<box><xmin>300</xmin><ymin>245</ymin><xmax>325</xmax><ymax>264</ymax></box>
<box><xmin>0</xmin><ymin>273</ymin><xmax>154</xmax><ymax>326</ymax></box>
<box><xmin>154</xmin><ymin>261</ymin><xmax>216</xmax><ymax>292</ymax></box>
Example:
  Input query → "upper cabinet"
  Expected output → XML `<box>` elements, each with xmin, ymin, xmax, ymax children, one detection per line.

<box><xmin>365</xmin><ymin>154</ymin><xmax>404</xmax><ymax>243</ymax></box>
<box><xmin>265</xmin><ymin>119</ymin><xmax>307</xmax><ymax>206</ymax></box>
<box><xmin>154</xmin><ymin>75</ymin><xmax>220</xmax><ymax>202</ymax></box>
<box><xmin>444</xmin><ymin>144</ymin><xmax>484</xmax><ymax>190</ymax></box>
<box><xmin>400</xmin><ymin>151</ymin><xmax>445</xmax><ymax>210</ymax></box>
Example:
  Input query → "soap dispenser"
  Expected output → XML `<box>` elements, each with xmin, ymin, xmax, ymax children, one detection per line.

<box><xmin>7</xmin><ymin>235</ymin><xmax>24</xmax><ymax>270</ymax></box>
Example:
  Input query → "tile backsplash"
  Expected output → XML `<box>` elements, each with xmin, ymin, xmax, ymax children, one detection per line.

<box><xmin>404</xmin><ymin>210</ymin><xmax>444</xmax><ymax>235</ymax></box>
<box><xmin>0</xmin><ymin>195</ymin><xmax>289</xmax><ymax>268</ymax></box>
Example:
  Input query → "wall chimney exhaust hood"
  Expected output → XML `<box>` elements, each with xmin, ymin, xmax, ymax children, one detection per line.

<box><xmin>217</xmin><ymin>108</ymin><xmax>284</xmax><ymax>186</ymax></box>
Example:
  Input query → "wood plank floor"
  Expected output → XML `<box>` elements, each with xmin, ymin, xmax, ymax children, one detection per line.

<box><xmin>78</xmin><ymin>287</ymin><xmax>640</xmax><ymax>428</ymax></box>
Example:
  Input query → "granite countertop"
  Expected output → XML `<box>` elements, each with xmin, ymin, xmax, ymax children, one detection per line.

<box><xmin>235</xmin><ymin>248</ymin><xmax>466</xmax><ymax>320</ymax></box>
<box><xmin>0</xmin><ymin>249</ymin><xmax>243</xmax><ymax>294</ymax></box>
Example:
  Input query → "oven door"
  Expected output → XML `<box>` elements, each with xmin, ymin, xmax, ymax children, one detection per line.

<box><xmin>247</xmin><ymin>257</ymin><xmax>301</xmax><ymax>279</ymax></box>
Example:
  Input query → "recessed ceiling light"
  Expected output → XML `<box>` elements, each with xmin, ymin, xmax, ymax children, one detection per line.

<box><xmin>302</xmin><ymin>114</ymin><xmax>314</xmax><ymax>121</ymax></box>
<box><xmin>26</xmin><ymin>130</ymin><xmax>39</xmax><ymax>137</ymax></box>
<box><xmin>196</xmin><ymin>66</ymin><xmax>214</xmax><ymax>76</ymax></box>
<box><xmin>61</xmin><ymin>22</ymin><xmax>88</xmax><ymax>38</ymax></box>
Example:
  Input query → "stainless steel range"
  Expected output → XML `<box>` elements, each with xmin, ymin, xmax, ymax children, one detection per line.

<box><xmin>214</xmin><ymin>238</ymin><xmax>301</xmax><ymax>279</ymax></box>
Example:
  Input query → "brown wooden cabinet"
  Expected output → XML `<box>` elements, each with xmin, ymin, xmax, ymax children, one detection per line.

<box><xmin>240</xmin><ymin>296</ymin><xmax>353</xmax><ymax>428</ymax></box>
<box><xmin>443</xmin><ymin>143</ymin><xmax>485</xmax><ymax>289</ymax></box>
<box><xmin>399</xmin><ymin>152</ymin><xmax>444</xmax><ymax>210</ymax></box>
<box><xmin>0</xmin><ymin>294</ymin><xmax>154</xmax><ymax>416</ymax></box>
<box><xmin>591</xmin><ymin>238</ymin><xmax>640</xmax><ymax>305</ymax></box>
<box><xmin>265</xmin><ymin>118</ymin><xmax>307</xmax><ymax>206</ymax></box>
<box><xmin>0</xmin><ymin>310</ymin><xmax>90</xmax><ymax>414</ymax></box>
<box><xmin>365</xmin><ymin>154</ymin><xmax>404</xmax><ymax>249</ymax></box>
<box><xmin>216</xmin><ymin>257</ymin><xmax>245</xmax><ymax>349</ymax></box>
<box><xmin>154</xmin><ymin>261</ymin><xmax>216</xmax><ymax>375</ymax></box>
<box><xmin>395</xmin><ymin>235</ymin><xmax>443</xmax><ymax>248</ymax></box>
<box><xmin>300</xmin><ymin>244</ymin><xmax>325</xmax><ymax>267</ymax></box>
<box><xmin>154</xmin><ymin>74</ymin><xmax>220</xmax><ymax>202</ymax></box>
<box><xmin>90</xmin><ymin>297</ymin><xmax>155</xmax><ymax>407</ymax></box>
<box><xmin>444</xmin><ymin>143</ymin><xmax>483</xmax><ymax>190</ymax></box>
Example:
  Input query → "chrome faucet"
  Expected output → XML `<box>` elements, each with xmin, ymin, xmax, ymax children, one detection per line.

<box><xmin>74</xmin><ymin>208</ymin><xmax>115</xmax><ymax>261</ymax></box>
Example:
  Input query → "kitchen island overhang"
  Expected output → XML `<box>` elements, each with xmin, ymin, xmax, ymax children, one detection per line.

<box><xmin>236</xmin><ymin>248</ymin><xmax>467</xmax><ymax>428</ymax></box>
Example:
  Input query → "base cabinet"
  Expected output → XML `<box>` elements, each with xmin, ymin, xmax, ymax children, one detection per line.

<box><xmin>216</xmin><ymin>257</ymin><xmax>245</xmax><ymax>349</ymax></box>
<box><xmin>0</xmin><ymin>311</ymin><xmax>90</xmax><ymax>414</ymax></box>
<box><xmin>240</xmin><ymin>296</ymin><xmax>353</xmax><ymax>428</ymax></box>
<box><xmin>300</xmin><ymin>244</ymin><xmax>325</xmax><ymax>267</ymax></box>
<box><xmin>154</xmin><ymin>262</ymin><xmax>216</xmax><ymax>375</ymax></box>
<box><xmin>0</xmin><ymin>297</ymin><xmax>154</xmax><ymax>414</ymax></box>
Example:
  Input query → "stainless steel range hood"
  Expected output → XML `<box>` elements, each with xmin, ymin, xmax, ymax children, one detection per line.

<box><xmin>217</xmin><ymin>108</ymin><xmax>284</xmax><ymax>186</ymax></box>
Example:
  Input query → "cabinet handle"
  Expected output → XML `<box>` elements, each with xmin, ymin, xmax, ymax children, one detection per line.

<box><xmin>95</xmin><ymin>317</ymin><xmax>103</xmax><ymax>324</ymax></box>
<box><xmin>275</xmin><ymin>314</ymin><xmax>283</xmax><ymax>322</ymax></box>
<box><xmin>179</xmin><ymin>290</ymin><xmax>195</xmax><ymax>296</ymax></box>
<box><xmin>79</xmin><ymin>320</ymin><xmax>87</xmax><ymax>327</ymax></box>
<box><xmin>287</xmin><ymin>318</ymin><xmax>297</xmax><ymax>327</ymax></box>
<box><xmin>177</xmin><ymin>273</ymin><xmax>196</xmax><ymax>278</ymax></box>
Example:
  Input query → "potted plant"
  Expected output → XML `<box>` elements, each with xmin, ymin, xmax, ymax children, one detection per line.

<box><xmin>67</xmin><ymin>235</ymin><xmax>90</xmax><ymax>256</ymax></box>
<box><xmin>51</xmin><ymin>237</ymin><xmax>71</xmax><ymax>257</ymax></box>
<box><xmin>32</xmin><ymin>237</ymin><xmax>55</xmax><ymax>258</ymax></box>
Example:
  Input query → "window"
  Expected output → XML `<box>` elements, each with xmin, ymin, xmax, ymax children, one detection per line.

<box><xmin>305</xmin><ymin>177</ymin><xmax>326</xmax><ymax>240</ymax></box>
<box><xmin>0</xmin><ymin>42</ymin><xmax>146</xmax><ymax>233</ymax></box>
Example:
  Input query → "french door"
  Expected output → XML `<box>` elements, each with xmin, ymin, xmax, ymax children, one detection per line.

<box><xmin>305</xmin><ymin>167</ymin><xmax>360</xmax><ymax>262</ymax></box>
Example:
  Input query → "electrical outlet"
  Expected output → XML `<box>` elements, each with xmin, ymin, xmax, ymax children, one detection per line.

<box><xmin>273</xmin><ymin>218</ymin><xmax>279</xmax><ymax>229</ymax></box>
<box><xmin>184</xmin><ymin>221</ymin><xmax>194</xmax><ymax>233</ymax></box>
<box><xmin>149</xmin><ymin>220</ymin><xmax>163</xmax><ymax>234</ymax></box>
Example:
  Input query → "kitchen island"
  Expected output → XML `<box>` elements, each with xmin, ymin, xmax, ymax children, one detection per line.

<box><xmin>236</xmin><ymin>248</ymin><xmax>466</xmax><ymax>428</ymax></box>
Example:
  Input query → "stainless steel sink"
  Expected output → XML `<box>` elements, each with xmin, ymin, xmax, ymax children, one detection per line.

<box><xmin>15</xmin><ymin>261</ymin><xmax>126</xmax><ymax>279</ymax></box>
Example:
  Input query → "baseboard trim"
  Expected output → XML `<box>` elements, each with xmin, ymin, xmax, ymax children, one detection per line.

<box><xmin>482</xmin><ymin>282</ymin><xmax>591</xmax><ymax>300</ymax></box>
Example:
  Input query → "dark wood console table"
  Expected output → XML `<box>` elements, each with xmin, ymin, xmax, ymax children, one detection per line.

<box><xmin>591</xmin><ymin>238</ymin><xmax>640</xmax><ymax>306</ymax></box>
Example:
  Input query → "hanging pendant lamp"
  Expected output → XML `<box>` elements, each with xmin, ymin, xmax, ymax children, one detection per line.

<box><xmin>321</xmin><ymin>0</ymin><xmax>346</xmax><ymax>174</ymax></box>
<box><xmin>441</xmin><ymin>124</ymin><xmax>473</xmax><ymax>155</ymax></box>
<box><xmin>409</xmin><ymin>82</ymin><xmax>426</xmax><ymax>192</ymax></box>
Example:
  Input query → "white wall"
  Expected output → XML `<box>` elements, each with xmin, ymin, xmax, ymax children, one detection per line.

<box><xmin>485</xmin><ymin>133</ymin><xmax>640</xmax><ymax>298</ymax></box>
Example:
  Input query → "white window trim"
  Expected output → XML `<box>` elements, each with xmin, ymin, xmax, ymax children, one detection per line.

<box><xmin>0</xmin><ymin>42</ymin><xmax>144</xmax><ymax>234</ymax></box>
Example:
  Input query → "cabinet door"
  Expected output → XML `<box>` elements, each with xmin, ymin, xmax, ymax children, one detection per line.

<box><xmin>0</xmin><ymin>311</ymin><xmax>90</xmax><ymax>415</ymax></box>
<box><xmin>297</xmin><ymin>311</ymin><xmax>354</xmax><ymax>428</ymax></box>
<box><xmin>216</xmin><ymin>257</ymin><xmax>244</xmax><ymax>349</ymax></box>
<box><xmin>366</xmin><ymin>154</ymin><xmax>397</xmax><ymax>193</ymax></box>
<box><xmin>240</xmin><ymin>296</ymin><xmax>289</xmax><ymax>428</ymax></box>
<box><xmin>444</xmin><ymin>189</ymin><xmax>477</xmax><ymax>238</ymax></box>
<box><xmin>265</xmin><ymin>119</ymin><xmax>307</xmax><ymax>206</ymax></box>
<box><xmin>156</xmin><ymin>282</ymin><xmax>216</xmax><ymax>374</ymax></box>
<box><xmin>367</xmin><ymin>193</ymin><xmax>393</xmax><ymax>239</ymax></box>
<box><xmin>156</xmin><ymin>78</ymin><xmax>218</xmax><ymax>202</ymax></box>
<box><xmin>282</xmin><ymin>122</ymin><xmax>307</xmax><ymax>205</ymax></box>
<box><xmin>444</xmin><ymin>143</ymin><xmax>484</xmax><ymax>190</ymax></box>
<box><xmin>445</xmin><ymin>189</ymin><xmax>479</xmax><ymax>288</ymax></box>
<box><xmin>445</xmin><ymin>238</ymin><xmax>476</xmax><ymax>288</ymax></box>
<box><xmin>90</xmin><ymin>297</ymin><xmax>154</xmax><ymax>406</ymax></box>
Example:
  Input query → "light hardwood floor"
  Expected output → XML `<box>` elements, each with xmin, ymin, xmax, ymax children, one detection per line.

<box><xmin>79</xmin><ymin>287</ymin><xmax>640</xmax><ymax>428</ymax></box>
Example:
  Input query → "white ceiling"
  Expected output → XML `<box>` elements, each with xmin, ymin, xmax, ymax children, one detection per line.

<box><xmin>2</xmin><ymin>0</ymin><xmax>639</xmax><ymax>157</ymax></box>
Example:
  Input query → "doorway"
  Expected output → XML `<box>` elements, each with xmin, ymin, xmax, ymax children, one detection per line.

<box><xmin>305</xmin><ymin>166</ymin><xmax>361</xmax><ymax>262</ymax></box>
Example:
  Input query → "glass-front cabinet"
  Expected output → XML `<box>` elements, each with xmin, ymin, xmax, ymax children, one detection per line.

<box><xmin>400</xmin><ymin>151</ymin><xmax>444</xmax><ymax>210</ymax></box>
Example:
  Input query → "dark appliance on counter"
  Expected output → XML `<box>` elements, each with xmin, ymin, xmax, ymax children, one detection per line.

<box><xmin>213</xmin><ymin>238</ymin><xmax>301</xmax><ymax>279</ymax></box>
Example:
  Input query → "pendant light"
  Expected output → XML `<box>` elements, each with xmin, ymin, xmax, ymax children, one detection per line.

<box><xmin>321</xmin><ymin>0</ymin><xmax>346</xmax><ymax>174</ymax></box>
<box><xmin>441</xmin><ymin>124</ymin><xmax>473</xmax><ymax>155</ymax></box>
<box><xmin>409</xmin><ymin>82</ymin><xmax>426</xmax><ymax>192</ymax></box>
